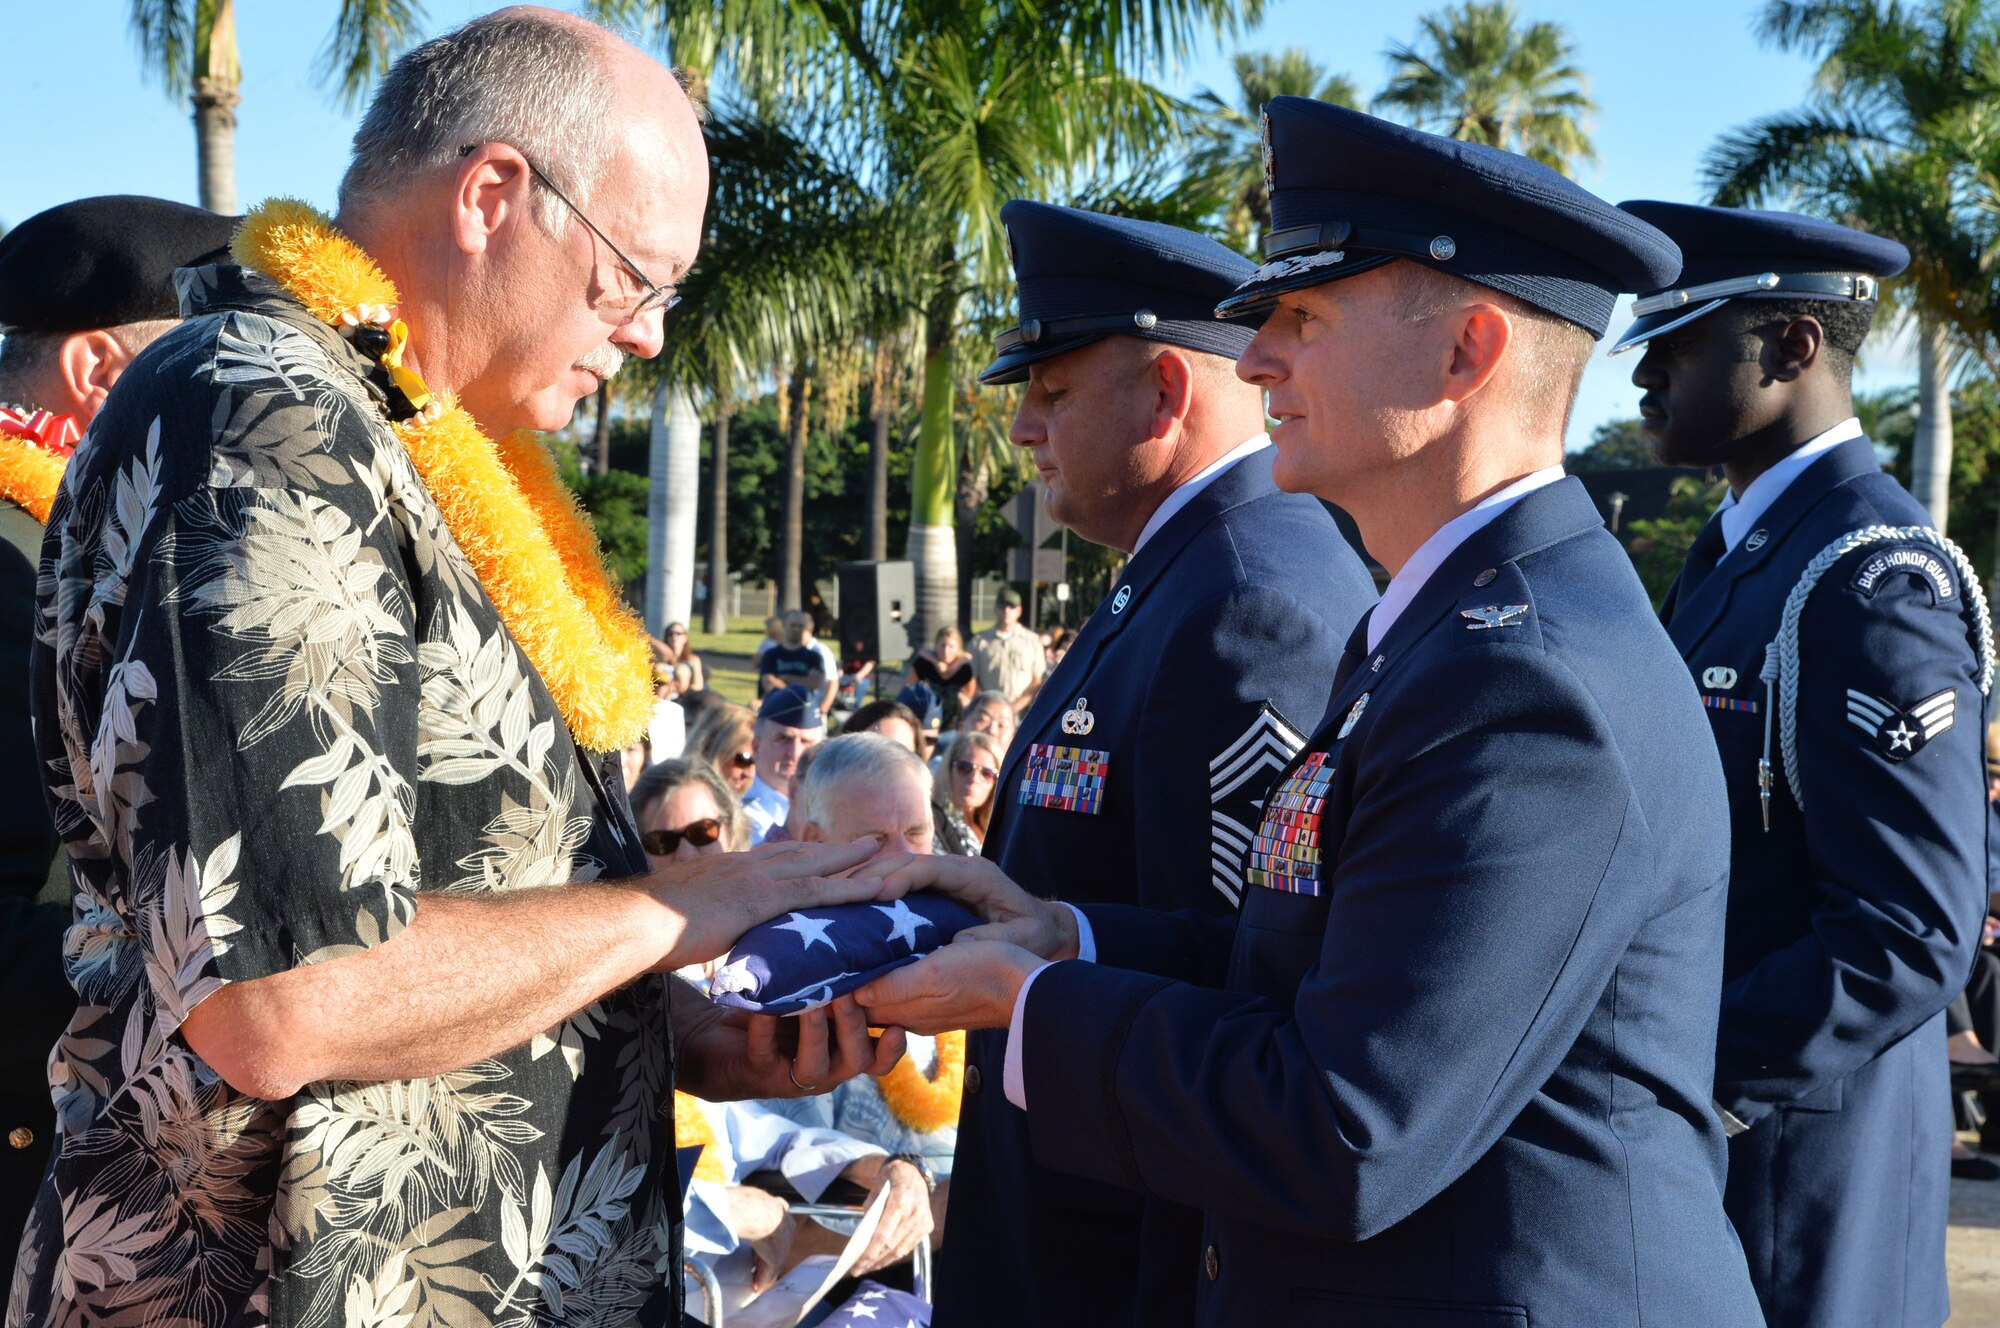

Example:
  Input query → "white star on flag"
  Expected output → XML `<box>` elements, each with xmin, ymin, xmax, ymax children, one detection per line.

<box><xmin>873</xmin><ymin>899</ymin><xmax>934</xmax><ymax>950</ymax></box>
<box><xmin>775</xmin><ymin>912</ymin><xmax>837</xmax><ymax>952</ymax></box>
<box><xmin>847</xmin><ymin>1306</ymin><xmax>878</xmax><ymax>1321</ymax></box>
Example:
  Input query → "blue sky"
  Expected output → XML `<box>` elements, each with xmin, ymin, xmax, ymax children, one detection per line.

<box><xmin>5</xmin><ymin>1</ymin><xmax>1908</xmax><ymax>449</ymax></box>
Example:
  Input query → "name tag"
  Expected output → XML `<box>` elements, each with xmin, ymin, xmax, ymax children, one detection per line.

<box><xmin>1019</xmin><ymin>743</ymin><xmax>1110</xmax><ymax>815</ymax></box>
<box><xmin>1245</xmin><ymin>752</ymin><xmax>1334</xmax><ymax>896</ymax></box>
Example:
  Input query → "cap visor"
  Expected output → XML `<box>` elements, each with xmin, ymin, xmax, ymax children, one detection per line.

<box><xmin>1608</xmin><ymin>298</ymin><xmax>1728</xmax><ymax>355</ymax></box>
<box><xmin>1214</xmin><ymin>252</ymin><xmax>1398</xmax><ymax>320</ymax></box>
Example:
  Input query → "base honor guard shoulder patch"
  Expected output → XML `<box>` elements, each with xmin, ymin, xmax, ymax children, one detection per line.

<box><xmin>1846</xmin><ymin>686</ymin><xmax>1955</xmax><ymax>761</ymax></box>
<box><xmin>1245</xmin><ymin>751</ymin><xmax>1334</xmax><ymax>896</ymax></box>
<box><xmin>1849</xmin><ymin>545</ymin><xmax>1956</xmax><ymax>602</ymax></box>
<box><xmin>1020</xmin><ymin>742</ymin><xmax>1110</xmax><ymax>814</ymax></box>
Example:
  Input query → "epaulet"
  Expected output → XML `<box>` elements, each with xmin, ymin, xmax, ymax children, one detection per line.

<box><xmin>1754</xmin><ymin>525</ymin><xmax>1993</xmax><ymax>825</ymax></box>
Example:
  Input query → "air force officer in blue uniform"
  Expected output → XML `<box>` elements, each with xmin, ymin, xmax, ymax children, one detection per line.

<box><xmin>1619</xmin><ymin>201</ymin><xmax>1991</xmax><ymax>1328</ymax></box>
<box><xmin>938</xmin><ymin>201</ymin><xmax>1375</xmax><ymax>1328</ymax></box>
<box><xmin>858</xmin><ymin>100</ymin><xmax>1763</xmax><ymax>1327</ymax></box>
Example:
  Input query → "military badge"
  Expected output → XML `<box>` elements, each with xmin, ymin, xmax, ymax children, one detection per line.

<box><xmin>1019</xmin><ymin>743</ymin><xmax>1110</xmax><ymax>814</ymax></box>
<box><xmin>1060</xmin><ymin>696</ymin><xmax>1095</xmax><ymax>736</ymax></box>
<box><xmin>1702</xmin><ymin>666</ymin><xmax>1738</xmax><ymax>690</ymax></box>
<box><xmin>1111</xmin><ymin>584</ymin><xmax>1132</xmax><ymax>615</ymax></box>
<box><xmin>1245</xmin><ymin>752</ymin><xmax>1335</xmax><ymax>896</ymax></box>
<box><xmin>1845</xmin><ymin>686</ymin><xmax>1956</xmax><ymax>761</ymax></box>
<box><xmin>1337</xmin><ymin>692</ymin><xmax>1369</xmax><ymax>739</ymax></box>
<box><xmin>1462</xmin><ymin>604</ymin><xmax>1530</xmax><ymax>630</ymax></box>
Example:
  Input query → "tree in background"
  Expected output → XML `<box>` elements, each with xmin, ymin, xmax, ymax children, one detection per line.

<box><xmin>128</xmin><ymin>0</ymin><xmax>422</xmax><ymax>213</ymax></box>
<box><xmin>1704</xmin><ymin>0</ymin><xmax>2000</xmax><ymax>536</ymax></box>
<box><xmin>617</xmin><ymin>0</ymin><xmax>1259</xmax><ymax>637</ymax></box>
<box><xmin>1567</xmin><ymin>417</ymin><xmax>1657</xmax><ymax>470</ymax></box>
<box><xmin>1373</xmin><ymin>1</ymin><xmax>1598</xmax><ymax>176</ymax></box>
<box><xmin>1194</xmin><ymin>49</ymin><xmax>1362</xmax><ymax>252</ymax></box>
<box><xmin>1626</xmin><ymin>475</ymin><xmax>1730</xmax><ymax>605</ymax></box>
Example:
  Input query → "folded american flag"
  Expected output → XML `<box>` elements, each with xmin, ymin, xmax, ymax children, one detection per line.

<box><xmin>709</xmin><ymin>894</ymin><xmax>980</xmax><ymax>1015</ymax></box>
<box><xmin>823</xmin><ymin>1280</ymin><xmax>929</xmax><ymax>1326</ymax></box>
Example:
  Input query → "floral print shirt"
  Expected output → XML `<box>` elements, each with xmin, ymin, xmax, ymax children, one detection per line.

<box><xmin>7</xmin><ymin>266</ymin><xmax>676</xmax><ymax>1328</ymax></box>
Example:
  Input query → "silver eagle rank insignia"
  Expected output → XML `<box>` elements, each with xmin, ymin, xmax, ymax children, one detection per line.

<box><xmin>1462</xmin><ymin>604</ymin><xmax>1530</xmax><ymax>631</ymax></box>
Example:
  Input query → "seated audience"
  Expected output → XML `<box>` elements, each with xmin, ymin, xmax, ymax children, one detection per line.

<box><xmin>743</xmin><ymin>686</ymin><xmax>824</xmax><ymax>845</ymax></box>
<box><xmin>690</xmin><ymin>702</ymin><xmax>759</xmax><ymax>799</ymax></box>
<box><xmin>958</xmin><ymin>689</ymin><xmax>1016</xmax><ymax>755</ymax></box>
<box><xmin>625</xmin><ymin>761</ymin><xmax>928</xmax><ymax>1306</ymax></box>
<box><xmin>661</xmin><ymin>620</ymin><xmax>706</xmax><ymax>692</ymax></box>
<box><xmin>895</xmin><ymin>684</ymin><xmax>944</xmax><ymax>762</ymax></box>
<box><xmin>907</xmin><ymin>625</ymin><xmax>976</xmax><ymax>729</ymax></box>
<box><xmin>761</xmin><ymin>610</ymin><xmax>837</xmax><ymax>715</ymax></box>
<box><xmin>844</xmin><ymin>699</ymin><xmax>924</xmax><ymax>755</ymax></box>
<box><xmin>938</xmin><ymin>730</ymin><xmax>1002</xmax><ymax>855</ymax></box>
<box><xmin>648</xmin><ymin>663</ymin><xmax>687</xmax><ymax>762</ymax></box>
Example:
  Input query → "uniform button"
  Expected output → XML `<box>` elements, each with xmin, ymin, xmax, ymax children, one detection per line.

<box><xmin>8</xmin><ymin>1127</ymin><xmax>32</xmax><ymax>1150</ymax></box>
<box><xmin>1473</xmin><ymin>568</ymin><xmax>1497</xmax><ymax>587</ymax></box>
<box><xmin>1204</xmin><ymin>1244</ymin><xmax>1220</xmax><ymax>1282</ymax></box>
<box><xmin>964</xmin><ymin>1065</ymin><xmax>982</xmax><ymax>1096</ymax></box>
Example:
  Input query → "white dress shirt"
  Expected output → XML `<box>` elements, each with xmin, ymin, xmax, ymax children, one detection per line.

<box><xmin>1367</xmin><ymin>465</ymin><xmax>1567</xmax><ymax>653</ymax></box>
<box><xmin>1715</xmin><ymin>416</ymin><xmax>1864</xmax><ymax>559</ymax></box>
<box><xmin>1130</xmin><ymin>433</ymin><xmax>1272</xmax><ymax>556</ymax></box>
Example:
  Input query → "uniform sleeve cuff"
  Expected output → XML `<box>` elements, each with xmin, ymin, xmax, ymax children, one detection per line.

<box><xmin>1003</xmin><ymin>961</ymin><xmax>1055</xmax><ymax>1109</ymax></box>
<box><xmin>1064</xmin><ymin>902</ymin><xmax>1097</xmax><ymax>963</ymax></box>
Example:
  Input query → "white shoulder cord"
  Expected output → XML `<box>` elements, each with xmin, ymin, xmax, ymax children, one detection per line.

<box><xmin>1756</xmin><ymin>525</ymin><xmax>1994</xmax><ymax>827</ymax></box>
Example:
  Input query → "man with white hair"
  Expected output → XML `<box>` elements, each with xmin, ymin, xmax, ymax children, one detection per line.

<box><xmin>794</xmin><ymin>733</ymin><xmax>937</xmax><ymax>858</ymax></box>
<box><xmin>10</xmin><ymin>11</ymin><xmax>897</xmax><ymax>1327</ymax></box>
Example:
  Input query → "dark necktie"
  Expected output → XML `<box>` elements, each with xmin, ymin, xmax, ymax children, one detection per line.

<box><xmin>1672</xmin><ymin>515</ymin><xmax>1728</xmax><ymax>616</ymax></box>
<box><xmin>1331</xmin><ymin>607</ymin><xmax>1375</xmax><ymax>696</ymax></box>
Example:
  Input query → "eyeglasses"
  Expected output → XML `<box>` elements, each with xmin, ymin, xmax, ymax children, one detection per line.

<box><xmin>642</xmin><ymin>818</ymin><xmax>724</xmax><ymax>855</ymax></box>
<box><xmin>729</xmin><ymin>751</ymin><xmax>756</xmax><ymax>769</ymax></box>
<box><xmin>458</xmin><ymin>144</ymin><xmax>680</xmax><ymax>319</ymax></box>
<box><xmin>952</xmin><ymin>759</ymin><xmax>999</xmax><ymax>783</ymax></box>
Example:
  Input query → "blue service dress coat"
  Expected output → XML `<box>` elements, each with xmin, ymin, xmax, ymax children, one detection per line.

<box><xmin>935</xmin><ymin>447</ymin><xmax>1375</xmax><ymax>1328</ymax></box>
<box><xmin>1662</xmin><ymin>436</ymin><xmax>1989</xmax><ymax>1328</ymax></box>
<box><xmin>1011</xmin><ymin>478</ymin><xmax>1763</xmax><ymax>1328</ymax></box>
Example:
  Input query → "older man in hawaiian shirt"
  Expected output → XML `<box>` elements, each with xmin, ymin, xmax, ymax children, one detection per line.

<box><xmin>6</xmin><ymin>11</ymin><xmax>901</xmax><ymax>1328</ymax></box>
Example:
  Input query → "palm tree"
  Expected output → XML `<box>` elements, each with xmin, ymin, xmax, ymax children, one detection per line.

<box><xmin>1373</xmin><ymin>1</ymin><xmax>1598</xmax><ymax>176</ymax></box>
<box><xmin>1195</xmin><ymin>50</ymin><xmax>1362</xmax><ymax>252</ymax></box>
<box><xmin>128</xmin><ymin>0</ymin><xmax>421</xmax><ymax>213</ymax></box>
<box><xmin>622</xmin><ymin>0</ymin><xmax>1259</xmax><ymax>637</ymax></box>
<box><xmin>1703</xmin><ymin>0</ymin><xmax>2000</xmax><ymax>535</ymax></box>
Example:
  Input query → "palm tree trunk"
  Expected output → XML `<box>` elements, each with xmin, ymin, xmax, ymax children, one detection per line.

<box><xmin>868</xmin><ymin>344</ymin><xmax>893</xmax><ymax>563</ymax></box>
<box><xmin>645</xmin><ymin>384</ymin><xmax>701</xmax><ymax>632</ymax></box>
<box><xmin>1912</xmin><ymin>313</ymin><xmax>1953</xmax><ymax>532</ymax></box>
<box><xmin>780</xmin><ymin>370</ymin><xmax>813</xmax><ymax>611</ymax></box>
<box><xmin>704</xmin><ymin>403</ymin><xmax>732</xmax><ymax>634</ymax></box>
<box><xmin>191</xmin><ymin>0</ymin><xmax>240</xmax><ymax>214</ymax></box>
<box><xmin>954</xmin><ymin>458</ymin><xmax>989</xmax><ymax>635</ymax></box>
<box><xmin>908</xmin><ymin>284</ymin><xmax>959</xmax><ymax>636</ymax></box>
<box><xmin>592</xmin><ymin>381</ymin><xmax>613</xmax><ymax>474</ymax></box>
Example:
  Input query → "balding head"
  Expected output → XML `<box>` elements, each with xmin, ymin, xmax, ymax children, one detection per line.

<box><xmin>336</xmin><ymin>7</ymin><xmax>707</xmax><ymax>437</ymax></box>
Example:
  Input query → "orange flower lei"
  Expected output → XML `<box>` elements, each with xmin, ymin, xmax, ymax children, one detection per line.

<box><xmin>877</xmin><ymin>1030</ymin><xmax>966</xmax><ymax>1136</ymax></box>
<box><xmin>0</xmin><ymin>433</ymin><xmax>70</xmax><ymax>524</ymax></box>
<box><xmin>674</xmin><ymin>1091</ymin><xmax>728</xmax><ymax>1184</ymax></box>
<box><xmin>231</xmin><ymin>199</ymin><xmax>653</xmax><ymax>751</ymax></box>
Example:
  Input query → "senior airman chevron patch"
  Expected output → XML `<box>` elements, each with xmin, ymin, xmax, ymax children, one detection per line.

<box><xmin>1845</xmin><ymin>687</ymin><xmax>1956</xmax><ymax>762</ymax></box>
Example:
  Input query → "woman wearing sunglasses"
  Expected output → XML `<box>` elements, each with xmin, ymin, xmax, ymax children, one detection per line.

<box><xmin>688</xmin><ymin>703</ymin><xmax>758</xmax><ymax>798</ymax></box>
<box><xmin>938</xmin><ymin>730</ymin><xmax>1002</xmax><ymax>855</ymax></box>
<box><xmin>629</xmin><ymin>757</ymin><xmax>749</xmax><ymax>863</ymax></box>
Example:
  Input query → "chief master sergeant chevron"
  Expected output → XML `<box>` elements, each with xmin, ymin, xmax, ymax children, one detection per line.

<box><xmin>855</xmin><ymin>97</ymin><xmax>1764</xmax><ymax>1327</ymax></box>
<box><xmin>1619</xmin><ymin>200</ymin><xmax>1991</xmax><ymax>1328</ymax></box>
<box><xmin>937</xmin><ymin>200</ymin><xmax>1375</xmax><ymax>1328</ymax></box>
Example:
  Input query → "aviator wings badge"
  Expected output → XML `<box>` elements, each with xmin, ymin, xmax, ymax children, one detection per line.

<box><xmin>1461</xmin><ymin>604</ymin><xmax>1530</xmax><ymax>631</ymax></box>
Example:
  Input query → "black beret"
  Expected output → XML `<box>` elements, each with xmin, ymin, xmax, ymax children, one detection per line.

<box><xmin>1218</xmin><ymin>97</ymin><xmax>1683</xmax><ymax>337</ymax></box>
<box><xmin>1610</xmin><ymin>201</ymin><xmax>1910</xmax><ymax>353</ymax></box>
<box><xmin>980</xmin><ymin>201</ymin><xmax>1259</xmax><ymax>386</ymax></box>
<box><xmin>0</xmin><ymin>195</ymin><xmax>239</xmax><ymax>334</ymax></box>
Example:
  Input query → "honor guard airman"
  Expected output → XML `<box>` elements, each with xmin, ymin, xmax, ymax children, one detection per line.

<box><xmin>1619</xmin><ymin>200</ymin><xmax>1991</xmax><ymax>1328</ymax></box>
<box><xmin>0</xmin><ymin>195</ymin><xmax>236</xmax><ymax>1280</ymax></box>
<box><xmin>861</xmin><ymin>97</ymin><xmax>1763</xmax><ymax>1328</ymax></box>
<box><xmin>935</xmin><ymin>200</ymin><xmax>1376</xmax><ymax>1328</ymax></box>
